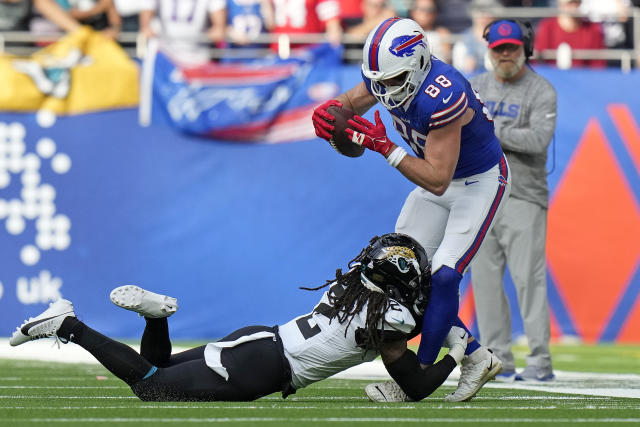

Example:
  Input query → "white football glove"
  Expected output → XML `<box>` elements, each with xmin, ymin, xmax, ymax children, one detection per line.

<box><xmin>444</xmin><ymin>326</ymin><xmax>468</xmax><ymax>364</ymax></box>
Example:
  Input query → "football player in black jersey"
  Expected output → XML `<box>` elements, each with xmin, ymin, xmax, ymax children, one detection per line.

<box><xmin>10</xmin><ymin>233</ymin><xmax>467</xmax><ymax>402</ymax></box>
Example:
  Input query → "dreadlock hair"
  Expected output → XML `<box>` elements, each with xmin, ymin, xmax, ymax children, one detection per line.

<box><xmin>300</xmin><ymin>241</ymin><xmax>397</xmax><ymax>352</ymax></box>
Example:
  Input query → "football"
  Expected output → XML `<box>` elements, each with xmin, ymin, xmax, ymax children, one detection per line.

<box><xmin>326</xmin><ymin>105</ymin><xmax>365</xmax><ymax>158</ymax></box>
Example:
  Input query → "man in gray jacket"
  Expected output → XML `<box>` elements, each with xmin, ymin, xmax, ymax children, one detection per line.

<box><xmin>470</xmin><ymin>19</ymin><xmax>557</xmax><ymax>382</ymax></box>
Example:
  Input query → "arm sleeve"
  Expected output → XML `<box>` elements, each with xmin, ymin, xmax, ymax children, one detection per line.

<box><xmin>385</xmin><ymin>349</ymin><xmax>457</xmax><ymax>401</ymax></box>
<box><xmin>496</xmin><ymin>80</ymin><xmax>557</xmax><ymax>155</ymax></box>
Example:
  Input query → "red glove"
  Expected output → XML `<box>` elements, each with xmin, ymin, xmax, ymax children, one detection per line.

<box><xmin>312</xmin><ymin>99</ymin><xmax>343</xmax><ymax>141</ymax></box>
<box><xmin>346</xmin><ymin>110</ymin><xmax>397</xmax><ymax>158</ymax></box>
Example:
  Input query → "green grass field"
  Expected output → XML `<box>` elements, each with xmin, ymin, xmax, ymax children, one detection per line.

<box><xmin>1</xmin><ymin>343</ymin><xmax>639</xmax><ymax>426</ymax></box>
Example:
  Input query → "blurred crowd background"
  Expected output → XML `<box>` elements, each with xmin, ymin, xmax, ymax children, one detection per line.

<box><xmin>1</xmin><ymin>0</ymin><xmax>640</xmax><ymax>71</ymax></box>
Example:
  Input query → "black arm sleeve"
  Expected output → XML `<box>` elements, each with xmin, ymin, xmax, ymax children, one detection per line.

<box><xmin>385</xmin><ymin>349</ymin><xmax>457</xmax><ymax>401</ymax></box>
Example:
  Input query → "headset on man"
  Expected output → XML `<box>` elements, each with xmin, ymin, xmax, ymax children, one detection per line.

<box><xmin>482</xmin><ymin>19</ymin><xmax>535</xmax><ymax>59</ymax></box>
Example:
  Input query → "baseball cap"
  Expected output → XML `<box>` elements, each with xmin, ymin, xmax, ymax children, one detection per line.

<box><xmin>486</xmin><ymin>20</ymin><xmax>523</xmax><ymax>49</ymax></box>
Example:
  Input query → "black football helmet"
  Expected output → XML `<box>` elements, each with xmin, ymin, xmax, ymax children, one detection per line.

<box><xmin>355</xmin><ymin>233</ymin><xmax>431</xmax><ymax>317</ymax></box>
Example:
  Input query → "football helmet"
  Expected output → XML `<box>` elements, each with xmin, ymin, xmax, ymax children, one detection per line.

<box><xmin>356</xmin><ymin>233</ymin><xmax>431</xmax><ymax>316</ymax></box>
<box><xmin>362</xmin><ymin>17</ymin><xmax>432</xmax><ymax>109</ymax></box>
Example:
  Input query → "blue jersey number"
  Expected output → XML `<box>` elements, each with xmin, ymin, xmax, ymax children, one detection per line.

<box><xmin>391</xmin><ymin>116</ymin><xmax>427</xmax><ymax>159</ymax></box>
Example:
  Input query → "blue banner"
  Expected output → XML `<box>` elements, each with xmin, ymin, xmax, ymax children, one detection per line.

<box><xmin>151</xmin><ymin>44</ymin><xmax>342</xmax><ymax>142</ymax></box>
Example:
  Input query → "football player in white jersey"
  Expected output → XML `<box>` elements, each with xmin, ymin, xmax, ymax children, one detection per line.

<box><xmin>312</xmin><ymin>17</ymin><xmax>510</xmax><ymax>402</ymax></box>
<box><xmin>10</xmin><ymin>234</ymin><xmax>468</xmax><ymax>402</ymax></box>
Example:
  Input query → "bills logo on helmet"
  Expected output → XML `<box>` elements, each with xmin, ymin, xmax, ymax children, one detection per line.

<box><xmin>389</xmin><ymin>33</ymin><xmax>426</xmax><ymax>58</ymax></box>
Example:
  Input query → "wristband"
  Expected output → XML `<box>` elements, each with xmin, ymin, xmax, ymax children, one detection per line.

<box><xmin>386</xmin><ymin>147</ymin><xmax>408</xmax><ymax>168</ymax></box>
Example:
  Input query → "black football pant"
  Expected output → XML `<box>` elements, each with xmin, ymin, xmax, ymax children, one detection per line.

<box><xmin>58</xmin><ymin>317</ymin><xmax>291</xmax><ymax>401</ymax></box>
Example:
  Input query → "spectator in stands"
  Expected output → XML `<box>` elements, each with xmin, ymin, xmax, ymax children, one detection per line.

<box><xmin>340</xmin><ymin>0</ymin><xmax>364</xmax><ymax>28</ymax></box>
<box><xmin>580</xmin><ymin>0</ymin><xmax>632</xmax><ymax>50</ymax></box>
<box><xmin>534</xmin><ymin>0</ymin><xmax>606</xmax><ymax>68</ymax></box>
<box><xmin>389</xmin><ymin>0</ymin><xmax>411</xmax><ymax>17</ymax></box>
<box><xmin>634</xmin><ymin>0</ymin><xmax>640</xmax><ymax>67</ymax></box>
<box><xmin>0</xmin><ymin>0</ymin><xmax>32</xmax><ymax>31</ymax></box>
<box><xmin>451</xmin><ymin>0</ymin><xmax>501</xmax><ymax>74</ymax></box>
<box><xmin>113</xmin><ymin>0</ymin><xmax>148</xmax><ymax>32</ymax></box>
<box><xmin>139</xmin><ymin>0</ymin><xmax>226</xmax><ymax>66</ymax></box>
<box><xmin>31</xmin><ymin>0</ymin><xmax>122</xmax><ymax>37</ymax></box>
<box><xmin>501</xmin><ymin>0</ymin><xmax>550</xmax><ymax>5</ymax></box>
<box><xmin>225</xmin><ymin>0</ymin><xmax>272</xmax><ymax>47</ymax></box>
<box><xmin>410</xmin><ymin>0</ymin><xmax>451</xmax><ymax>63</ymax></box>
<box><xmin>264</xmin><ymin>0</ymin><xmax>342</xmax><ymax>52</ymax></box>
<box><xmin>30</xmin><ymin>0</ymin><xmax>126</xmax><ymax>38</ymax></box>
<box><xmin>345</xmin><ymin>0</ymin><xmax>396</xmax><ymax>38</ymax></box>
<box><xmin>435</xmin><ymin>0</ymin><xmax>473</xmax><ymax>34</ymax></box>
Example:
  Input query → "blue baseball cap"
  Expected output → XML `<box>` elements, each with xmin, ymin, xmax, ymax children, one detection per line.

<box><xmin>486</xmin><ymin>20</ymin><xmax>523</xmax><ymax>49</ymax></box>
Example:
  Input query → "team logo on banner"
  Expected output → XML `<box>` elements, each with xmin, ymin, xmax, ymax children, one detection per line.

<box><xmin>149</xmin><ymin>44</ymin><xmax>342</xmax><ymax>143</ymax></box>
<box><xmin>0</xmin><ymin>27</ymin><xmax>138</xmax><ymax>114</ymax></box>
<box><xmin>12</xmin><ymin>49</ymin><xmax>90</xmax><ymax>99</ymax></box>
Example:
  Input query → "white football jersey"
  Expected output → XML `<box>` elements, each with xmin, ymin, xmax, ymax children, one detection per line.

<box><xmin>279</xmin><ymin>282</ymin><xmax>417</xmax><ymax>389</ymax></box>
<box><xmin>147</xmin><ymin>0</ymin><xmax>226</xmax><ymax>65</ymax></box>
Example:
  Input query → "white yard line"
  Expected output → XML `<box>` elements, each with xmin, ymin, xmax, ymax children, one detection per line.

<box><xmin>12</xmin><ymin>417</ymin><xmax>640</xmax><ymax>423</ymax></box>
<box><xmin>2</xmin><ymin>338</ymin><xmax>639</xmax><ymax>399</ymax></box>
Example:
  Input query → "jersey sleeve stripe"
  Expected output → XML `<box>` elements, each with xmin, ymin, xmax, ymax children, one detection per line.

<box><xmin>429</xmin><ymin>96</ymin><xmax>468</xmax><ymax>128</ymax></box>
<box><xmin>368</xmin><ymin>17</ymin><xmax>401</xmax><ymax>72</ymax></box>
<box><xmin>431</xmin><ymin>92</ymin><xmax>466</xmax><ymax>119</ymax></box>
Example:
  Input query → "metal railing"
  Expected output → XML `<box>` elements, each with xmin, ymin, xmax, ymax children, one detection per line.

<box><xmin>1</xmin><ymin>6</ymin><xmax>638</xmax><ymax>70</ymax></box>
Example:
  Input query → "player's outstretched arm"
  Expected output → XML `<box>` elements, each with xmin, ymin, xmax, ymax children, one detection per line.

<box><xmin>380</xmin><ymin>335</ymin><xmax>463</xmax><ymax>401</ymax></box>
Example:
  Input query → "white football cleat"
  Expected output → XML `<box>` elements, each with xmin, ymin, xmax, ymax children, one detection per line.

<box><xmin>444</xmin><ymin>348</ymin><xmax>502</xmax><ymax>402</ymax></box>
<box><xmin>110</xmin><ymin>285</ymin><xmax>178</xmax><ymax>318</ymax></box>
<box><xmin>365</xmin><ymin>381</ymin><xmax>413</xmax><ymax>402</ymax></box>
<box><xmin>10</xmin><ymin>299</ymin><xmax>75</xmax><ymax>346</ymax></box>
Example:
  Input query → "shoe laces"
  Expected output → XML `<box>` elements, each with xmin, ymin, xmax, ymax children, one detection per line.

<box><xmin>29</xmin><ymin>319</ymin><xmax>69</xmax><ymax>348</ymax></box>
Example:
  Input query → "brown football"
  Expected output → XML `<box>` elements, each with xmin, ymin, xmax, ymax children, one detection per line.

<box><xmin>326</xmin><ymin>105</ymin><xmax>365</xmax><ymax>158</ymax></box>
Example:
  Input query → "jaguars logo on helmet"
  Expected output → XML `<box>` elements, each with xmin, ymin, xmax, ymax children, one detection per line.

<box><xmin>357</xmin><ymin>233</ymin><xmax>431</xmax><ymax>316</ymax></box>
